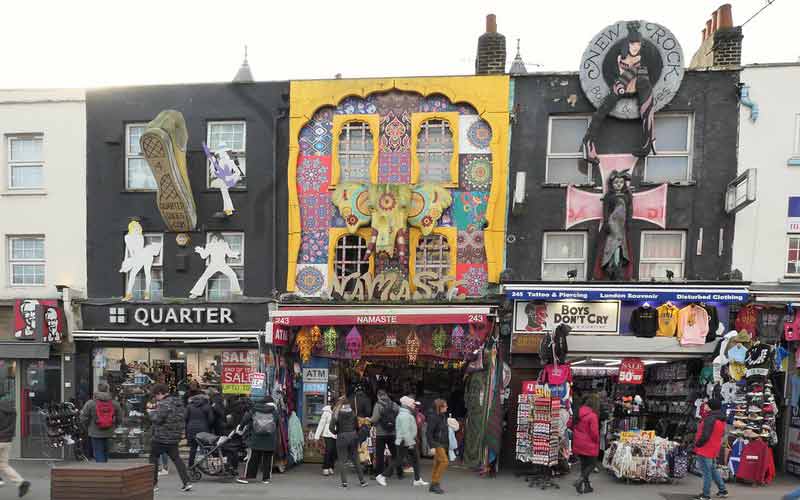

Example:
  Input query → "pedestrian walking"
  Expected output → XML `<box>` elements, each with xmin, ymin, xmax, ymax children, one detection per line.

<box><xmin>207</xmin><ymin>388</ymin><xmax>226</xmax><ymax>436</ymax></box>
<box><xmin>314</xmin><ymin>403</ymin><xmax>337</xmax><ymax>476</ymax></box>
<box><xmin>427</xmin><ymin>399</ymin><xmax>450</xmax><ymax>494</ymax></box>
<box><xmin>148</xmin><ymin>384</ymin><xmax>192</xmax><ymax>493</ymax></box>
<box><xmin>331</xmin><ymin>396</ymin><xmax>367</xmax><ymax>488</ymax></box>
<box><xmin>693</xmin><ymin>399</ymin><xmax>728</xmax><ymax>500</ymax></box>
<box><xmin>239</xmin><ymin>396</ymin><xmax>278</xmax><ymax>484</ymax></box>
<box><xmin>185</xmin><ymin>391</ymin><xmax>215</xmax><ymax>467</ymax></box>
<box><xmin>79</xmin><ymin>382</ymin><xmax>122</xmax><ymax>463</ymax></box>
<box><xmin>370</xmin><ymin>389</ymin><xmax>400</xmax><ymax>479</ymax></box>
<box><xmin>571</xmin><ymin>396</ymin><xmax>600</xmax><ymax>494</ymax></box>
<box><xmin>0</xmin><ymin>389</ymin><xmax>30</xmax><ymax>497</ymax></box>
<box><xmin>376</xmin><ymin>396</ymin><xmax>428</xmax><ymax>487</ymax></box>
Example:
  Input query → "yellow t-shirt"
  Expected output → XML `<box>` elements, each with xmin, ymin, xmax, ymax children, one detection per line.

<box><xmin>657</xmin><ymin>303</ymin><xmax>679</xmax><ymax>337</ymax></box>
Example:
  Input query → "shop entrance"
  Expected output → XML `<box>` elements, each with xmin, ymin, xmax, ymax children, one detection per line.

<box><xmin>20</xmin><ymin>357</ymin><xmax>61</xmax><ymax>459</ymax></box>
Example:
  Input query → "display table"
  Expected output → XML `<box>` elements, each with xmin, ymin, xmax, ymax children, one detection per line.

<box><xmin>51</xmin><ymin>463</ymin><xmax>154</xmax><ymax>500</ymax></box>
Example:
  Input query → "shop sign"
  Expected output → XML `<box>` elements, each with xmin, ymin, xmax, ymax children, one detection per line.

<box><xmin>787</xmin><ymin>427</ymin><xmax>800</xmax><ymax>476</ymax></box>
<box><xmin>302</xmin><ymin>368</ymin><xmax>328</xmax><ymax>384</ymax></box>
<box><xmin>617</xmin><ymin>358</ymin><xmax>645</xmax><ymax>385</ymax></box>
<box><xmin>511</xmin><ymin>332</ymin><xmax>544</xmax><ymax>354</ymax></box>
<box><xmin>272</xmin><ymin>310</ymin><xmax>486</xmax><ymax>327</ymax></box>
<box><xmin>222</xmin><ymin>350</ymin><xmax>257</xmax><ymax>394</ymax></box>
<box><xmin>505</xmin><ymin>287</ymin><xmax>748</xmax><ymax>304</ymax></box>
<box><xmin>81</xmin><ymin>302</ymin><xmax>271</xmax><ymax>332</ymax></box>
<box><xmin>514</xmin><ymin>301</ymin><xmax>620</xmax><ymax>334</ymax></box>
<box><xmin>520</xmin><ymin>380</ymin><xmax>538</xmax><ymax>394</ymax></box>
<box><xmin>329</xmin><ymin>271</ymin><xmax>462</xmax><ymax>302</ymax></box>
<box><xmin>12</xmin><ymin>299</ymin><xmax>63</xmax><ymax>343</ymax></box>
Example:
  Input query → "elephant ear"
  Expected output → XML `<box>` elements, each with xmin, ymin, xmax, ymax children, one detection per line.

<box><xmin>331</xmin><ymin>182</ymin><xmax>371</xmax><ymax>233</ymax></box>
<box><xmin>408</xmin><ymin>183</ymin><xmax>453</xmax><ymax>235</ymax></box>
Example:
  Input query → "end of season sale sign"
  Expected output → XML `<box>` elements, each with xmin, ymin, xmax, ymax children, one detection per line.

<box><xmin>222</xmin><ymin>350</ymin><xmax>258</xmax><ymax>394</ymax></box>
<box><xmin>618</xmin><ymin>358</ymin><xmax>645</xmax><ymax>385</ymax></box>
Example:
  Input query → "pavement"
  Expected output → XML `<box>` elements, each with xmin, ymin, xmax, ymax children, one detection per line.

<box><xmin>3</xmin><ymin>459</ymin><xmax>798</xmax><ymax>500</ymax></box>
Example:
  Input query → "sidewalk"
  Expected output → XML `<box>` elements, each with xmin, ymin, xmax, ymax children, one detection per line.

<box><xmin>5</xmin><ymin>459</ymin><xmax>798</xmax><ymax>499</ymax></box>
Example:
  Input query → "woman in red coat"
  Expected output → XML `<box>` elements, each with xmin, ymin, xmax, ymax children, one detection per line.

<box><xmin>693</xmin><ymin>399</ymin><xmax>728</xmax><ymax>500</ymax></box>
<box><xmin>571</xmin><ymin>396</ymin><xmax>600</xmax><ymax>494</ymax></box>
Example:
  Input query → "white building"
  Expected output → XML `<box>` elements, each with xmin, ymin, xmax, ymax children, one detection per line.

<box><xmin>732</xmin><ymin>64</ymin><xmax>800</xmax><ymax>285</ymax></box>
<box><xmin>0</xmin><ymin>89</ymin><xmax>85</xmax><ymax>458</ymax></box>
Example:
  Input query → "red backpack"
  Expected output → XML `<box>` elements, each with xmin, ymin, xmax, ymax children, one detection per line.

<box><xmin>95</xmin><ymin>400</ymin><xmax>115</xmax><ymax>429</ymax></box>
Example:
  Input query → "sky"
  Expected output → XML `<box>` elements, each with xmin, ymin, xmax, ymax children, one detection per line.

<box><xmin>1</xmin><ymin>0</ymin><xmax>796</xmax><ymax>89</ymax></box>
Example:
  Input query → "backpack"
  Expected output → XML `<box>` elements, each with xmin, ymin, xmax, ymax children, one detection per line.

<box><xmin>379</xmin><ymin>403</ymin><xmax>397</xmax><ymax>432</ymax></box>
<box><xmin>252</xmin><ymin>411</ymin><xmax>276</xmax><ymax>435</ymax></box>
<box><xmin>95</xmin><ymin>400</ymin><xmax>115</xmax><ymax>429</ymax></box>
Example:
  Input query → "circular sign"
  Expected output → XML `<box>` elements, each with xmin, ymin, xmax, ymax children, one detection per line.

<box><xmin>175</xmin><ymin>232</ymin><xmax>191</xmax><ymax>247</ymax></box>
<box><xmin>579</xmin><ymin>21</ymin><xmax>684</xmax><ymax>119</ymax></box>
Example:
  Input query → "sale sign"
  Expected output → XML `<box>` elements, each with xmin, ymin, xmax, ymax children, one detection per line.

<box><xmin>618</xmin><ymin>358</ymin><xmax>645</xmax><ymax>385</ymax></box>
<box><xmin>521</xmin><ymin>380</ymin><xmax>538</xmax><ymax>394</ymax></box>
<box><xmin>222</xmin><ymin>350</ymin><xmax>257</xmax><ymax>394</ymax></box>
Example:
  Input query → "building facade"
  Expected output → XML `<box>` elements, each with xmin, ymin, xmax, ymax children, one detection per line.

<box><xmin>0</xmin><ymin>88</ymin><xmax>86</xmax><ymax>458</ymax></box>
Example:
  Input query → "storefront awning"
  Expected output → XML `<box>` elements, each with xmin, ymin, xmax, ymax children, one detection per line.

<box><xmin>71</xmin><ymin>330</ymin><xmax>261</xmax><ymax>341</ymax></box>
<box><xmin>566</xmin><ymin>336</ymin><xmax>718</xmax><ymax>359</ymax></box>
<box><xmin>749</xmin><ymin>283</ymin><xmax>800</xmax><ymax>304</ymax></box>
<box><xmin>270</xmin><ymin>305</ymin><xmax>494</xmax><ymax>327</ymax></box>
<box><xmin>0</xmin><ymin>342</ymin><xmax>50</xmax><ymax>359</ymax></box>
<box><xmin>502</xmin><ymin>283</ymin><xmax>749</xmax><ymax>304</ymax></box>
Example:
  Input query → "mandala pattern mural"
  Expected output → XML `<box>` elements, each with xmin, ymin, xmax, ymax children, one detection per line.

<box><xmin>457</xmin><ymin>264</ymin><xmax>489</xmax><ymax>297</ymax></box>
<box><xmin>457</xmin><ymin>228</ymin><xmax>487</xmax><ymax>264</ymax></box>
<box><xmin>299</xmin><ymin>192</ymin><xmax>334</xmax><ymax>230</ymax></box>
<box><xmin>380</xmin><ymin>110</ymin><xmax>411</xmax><ymax>153</ymax></box>
<box><xmin>459</xmin><ymin>115</ymin><xmax>492</xmax><ymax>154</ymax></box>
<box><xmin>299</xmin><ymin>230</ymin><xmax>327</xmax><ymax>264</ymax></box>
<box><xmin>296</xmin><ymin>264</ymin><xmax>327</xmax><ymax>297</ymax></box>
<box><xmin>378</xmin><ymin>152</ymin><xmax>411</xmax><ymax>184</ymax></box>
<box><xmin>337</xmin><ymin>96</ymin><xmax>377</xmax><ymax>115</ymax></box>
<box><xmin>297</xmin><ymin>155</ymin><xmax>330</xmax><ymax>194</ymax></box>
<box><xmin>299</xmin><ymin>107</ymin><xmax>334</xmax><ymax>155</ymax></box>
<box><xmin>452</xmin><ymin>191</ymin><xmax>489</xmax><ymax>230</ymax></box>
<box><xmin>459</xmin><ymin>154</ymin><xmax>492</xmax><ymax>191</ymax></box>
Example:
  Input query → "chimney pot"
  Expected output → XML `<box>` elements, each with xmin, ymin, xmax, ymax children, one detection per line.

<box><xmin>486</xmin><ymin>14</ymin><xmax>497</xmax><ymax>33</ymax></box>
<box><xmin>701</xmin><ymin>28</ymin><xmax>707</xmax><ymax>42</ymax></box>
<box><xmin>711</xmin><ymin>9</ymin><xmax>718</xmax><ymax>34</ymax></box>
<box><xmin>705</xmin><ymin>20</ymin><xmax>713</xmax><ymax>39</ymax></box>
<box><xmin>718</xmin><ymin>3</ymin><xmax>733</xmax><ymax>29</ymax></box>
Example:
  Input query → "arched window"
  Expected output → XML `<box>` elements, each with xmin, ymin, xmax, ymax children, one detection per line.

<box><xmin>334</xmin><ymin>235</ymin><xmax>370</xmax><ymax>290</ymax></box>
<box><xmin>414</xmin><ymin>234</ymin><xmax>451</xmax><ymax>278</ymax></box>
<box><xmin>338</xmin><ymin>121</ymin><xmax>373</xmax><ymax>183</ymax></box>
<box><xmin>416</xmin><ymin>119</ymin><xmax>454</xmax><ymax>183</ymax></box>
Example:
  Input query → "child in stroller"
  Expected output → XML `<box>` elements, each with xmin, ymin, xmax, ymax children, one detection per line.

<box><xmin>187</xmin><ymin>429</ymin><xmax>246</xmax><ymax>481</ymax></box>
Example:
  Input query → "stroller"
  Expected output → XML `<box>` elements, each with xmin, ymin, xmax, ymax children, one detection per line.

<box><xmin>188</xmin><ymin>429</ymin><xmax>246</xmax><ymax>481</ymax></box>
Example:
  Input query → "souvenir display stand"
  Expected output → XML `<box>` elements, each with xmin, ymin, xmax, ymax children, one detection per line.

<box><xmin>516</xmin><ymin>384</ymin><xmax>561</xmax><ymax>490</ymax></box>
<box><xmin>602</xmin><ymin>431</ymin><xmax>687</xmax><ymax>483</ymax></box>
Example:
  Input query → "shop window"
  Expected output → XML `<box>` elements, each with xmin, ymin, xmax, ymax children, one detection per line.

<box><xmin>415</xmin><ymin>234</ymin><xmax>451</xmax><ymax>278</ymax></box>
<box><xmin>207</xmin><ymin>121</ymin><xmax>246</xmax><ymax>188</ymax></box>
<box><xmin>644</xmin><ymin>114</ymin><xmax>692</xmax><ymax>183</ymax></box>
<box><xmin>126</xmin><ymin>233</ymin><xmax>163</xmax><ymax>300</ymax></box>
<box><xmin>639</xmin><ymin>231</ymin><xmax>686</xmax><ymax>281</ymax></box>
<box><xmin>206</xmin><ymin>232</ymin><xmax>244</xmax><ymax>300</ymax></box>
<box><xmin>786</xmin><ymin>235</ymin><xmax>800</xmax><ymax>277</ymax></box>
<box><xmin>542</xmin><ymin>232</ymin><xmax>587</xmax><ymax>280</ymax></box>
<box><xmin>546</xmin><ymin>117</ymin><xmax>591</xmax><ymax>185</ymax></box>
<box><xmin>334</xmin><ymin>234</ymin><xmax>370</xmax><ymax>289</ymax></box>
<box><xmin>125</xmin><ymin>123</ymin><xmax>156</xmax><ymax>191</ymax></box>
<box><xmin>337</xmin><ymin>120</ymin><xmax>373</xmax><ymax>183</ymax></box>
<box><xmin>416</xmin><ymin>119</ymin><xmax>454</xmax><ymax>183</ymax></box>
<box><xmin>8</xmin><ymin>236</ymin><xmax>45</xmax><ymax>286</ymax></box>
<box><xmin>7</xmin><ymin>134</ymin><xmax>44</xmax><ymax>189</ymax></box>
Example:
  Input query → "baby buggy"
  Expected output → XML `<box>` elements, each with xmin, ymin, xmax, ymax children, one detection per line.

<box><xmin>188</xmin><ymin>430</ymin><xmax>246</xmax><ymax>481</ymax></box>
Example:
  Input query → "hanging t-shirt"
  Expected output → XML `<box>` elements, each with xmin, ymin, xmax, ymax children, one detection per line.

<box><xmin>785</xmin><ymin>310</ymin><xmax>800</xmax><ymax>341</ymax></box>
<box><xmin>776</xmin><ymin>345</ymin><xmax>789</xmax><ymax>372</ymax></box>
<box><xmin>758</xmin><ymin>309</ymin><xmax>784</xmax><ymax>344</ymax></box>
<box><xmin>678</xmin><ymin>304</ymin><xmax>710</xmax><ymax>346</ymax></box>
<box><xmin>656</xmin><ymin>303</ymin><xmax>680</xmax><ymax>337</ymax></box>
<box><xmin>702</xmin><ymin>303</ymin><xmax>720</xmax><ymax>342</ymax></box>
<box><xmin>539</xmin><ymin>363</ymin><xmax>572</xmax><ymax>385</ymax></box>
<box><xmin>735</xmin><ymin>304</ymin><xmax>759</xmax><ymax>340</ymax></box>
<box><xmin>629</xmin><ymin>306</ymin><xmax>658</xmax><ymax>338</ymax></box>
<box><xmin>726</xmin><ymin>344</ymin><xmax>748</xmax><ymax>363</ymax></box>
<box><xmin>729</xmin><ymin>438</ymin><xmax>745</xmax><ymax>476</ymax></box>
<box><xmin>745</xmin><ymin>343</ymin><xmax>772</xmax><ymax>370</ymax></box>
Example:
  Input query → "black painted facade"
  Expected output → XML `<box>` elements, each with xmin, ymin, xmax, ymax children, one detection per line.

<box><xmin>85</xmin><ymin>82</ymin><xmax>290</xmax><ymax>301</ymax></box>
<box><xmin>506</xmin><ymin>70</ymin><xmax>740</xmax><ymax>281</ymax></box>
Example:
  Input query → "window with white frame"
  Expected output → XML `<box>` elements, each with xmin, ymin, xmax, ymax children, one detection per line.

<box><xmin>125</xmin><ymin>124</ymin><xmax>157</xmax><ymax>190</ymax></box>
<box><xmin>786</xmin><ymin>235</ymin><xmax>800</xmax><ymax>276</ymax></box>
<box><xmin>415</xmin><ymin>234</ymin><xmax>451</xmax><ymax>278</ymax></box>
<box><xmin>542</xmin><ymin>232</ymin><xmax>587</xmax><ymax>280</ymax></box>
<box><xmin>644</xmin><ymin>114</ymin><xmax>693</xmax><ymax>183</ymax></box>
<box><xmin>416</xmin><ymin>119</ymin><xmax>453</xmax><ymax>182</ymax></box>
<box><xmin>338</xmin><ymin>121</ymin><xmax>373</xmax><ymax>183</ymax></box>
<box><xmin>7</xmin><ymin>135</ymin><xmax>44</xmax><ymax>189</ymax></box>
<box><xmin>639</xmin><ymin>231</ymin><xmax>686</xmax><ymax>280</ymax></box>
<box><xmin>334</xmin><ymin>235</ymin><xmax>370</xmax><ymax>291</ymax></box>
<box><xmin>126</xmin><ymin>233</ymin><xmax>163</xmax><ymax>299</ymax></box>
<box><xmin>207</xmin><ymin>121</ymin><xmax>246</xmax><ymax>188</ymax></box>
<box><xmin>8</xmin><ymin>236</ymin><xmax>45</xmax><ymax>286</ymax></box>
<box><xmin>546</xmin><ymin>117</ymin><xmax>591</xmax><ymax>185</ymax></box>
<box><xmin>206</xmin><ymin>232</ymin><xmax>244</xmax><ymax>300</ymax></box>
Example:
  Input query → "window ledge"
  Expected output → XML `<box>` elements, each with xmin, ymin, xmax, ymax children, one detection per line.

<box><xmin>202</xmin><ymin>189</ymin><xmax>248</xmax><ymax>194</ymax></box>
<box><xmin>788</xmin><ymin>157</ymin><xmax>800</xmax><ymax>167</ymax></box>
<box><xmin>122</xmin><ymin>190</ymin><xmax>156</xmax><ymax>194</ymax></box>
<box><xmin>640</xmin><ymin>180</ymin><xmax>696</xmax><ymax>187</ymax></box>
<box><xmin>1</xmin><ymin>190</ymin><xmax>47</xmax><ymax>197</ymax></box>
<box><xmin>541</xmin><ymin>183</ymin><xmax>597</xmax><ymax>189</ymax></box>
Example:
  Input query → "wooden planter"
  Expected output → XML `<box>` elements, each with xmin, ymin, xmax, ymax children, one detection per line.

<box><xmin>51</xmin><ymin>463</ymin><xmax>154</xmax><ymax>500</ymax></box>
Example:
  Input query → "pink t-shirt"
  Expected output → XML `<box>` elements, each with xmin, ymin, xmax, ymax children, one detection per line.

<box><xmin>541</xmin><ymin>363</ymin><xmax>573</xmax><ymax>385</ymax></box>
<box><xmin>678</xmin><ymin>305</ymin><xmax>709</xmax><ymax>346</ymax></box>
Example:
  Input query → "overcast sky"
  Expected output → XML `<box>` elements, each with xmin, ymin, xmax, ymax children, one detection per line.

<box><xmin>1</xmin><ymin>0</ymin><xmax>795</xmax><ymax>89</ymax></box>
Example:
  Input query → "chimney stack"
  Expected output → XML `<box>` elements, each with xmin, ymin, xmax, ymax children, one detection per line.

<box><xmin>475</xmin><ymin>14</ymin><xmax>507</xmax><ymax>75</ymax></box>
<box><xmin>689</xmin><ymin>4</ymin><xmax>742</xmax><ymax>69</ymax></box>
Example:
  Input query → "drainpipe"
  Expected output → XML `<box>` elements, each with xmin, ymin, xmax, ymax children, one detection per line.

<box><xmin>271</xmin><ymin>108</ymin><xmax>288</xmax><ymax>291</ymax></box>
<box><xmin>738</xmin><ymin>83</ymin><xmax>759</xmax><ymax>122</ymax></box>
